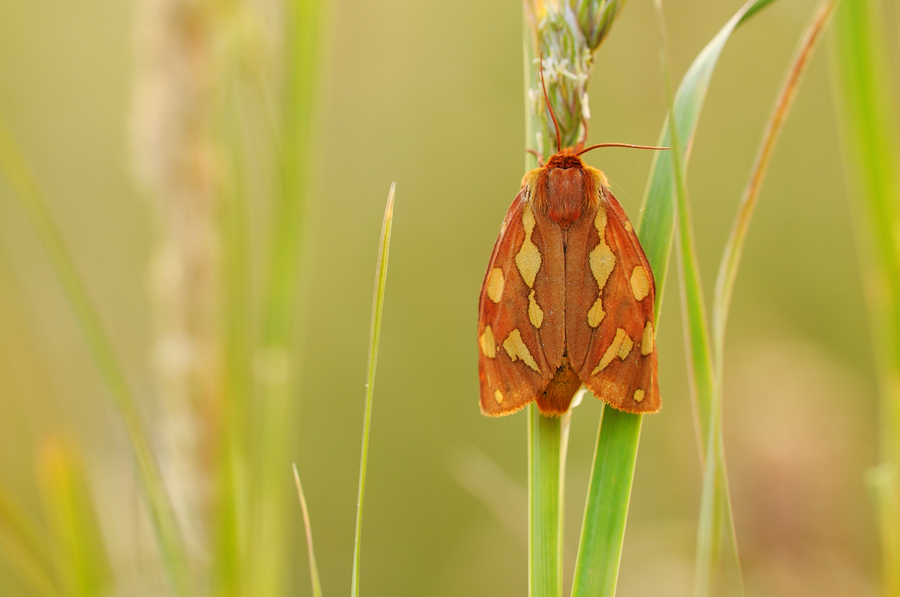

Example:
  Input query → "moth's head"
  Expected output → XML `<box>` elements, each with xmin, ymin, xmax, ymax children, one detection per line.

<box><xmin>545</xmin><ymin>148</ymin><xmax>585</xmax><ymax>171</ymax></box>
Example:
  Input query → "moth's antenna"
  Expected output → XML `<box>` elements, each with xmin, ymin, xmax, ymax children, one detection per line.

<box><xmin>577</xmin><ymin>143</ymin><xmax>670</xmax><ymax>156</ymax></box>
<box><xmin>538</xmin><ymin>54</ymin><xmax>562</xmax><ymax>154</ymax></box>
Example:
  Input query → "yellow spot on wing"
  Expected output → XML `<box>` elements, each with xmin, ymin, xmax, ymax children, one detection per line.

<box><xmin>587</xmin><ymin>205</ymin><xmax>615</xmax><ymax>328</ymax></box>
<box><xmin>528</xmin><ymin>290</ymin><xmax>544</xmax><ymax>328</ymax></box>
<box><xmin>495</xmin><ymin>389</ymin><xmax>503</xmax><ymax>404</ymax></box>
<box><xmin>502</xmin><ymin>329</ymin><xmax>540</xmax><ymax>372</ymax></box>
<box><xmin>587</xmin><ymin>297</ymin><xmax>605</xmax><ymax>328</ymax></box>
<box><xmin>618</xmin><ymin>334</ymin><xmax>634</xmax><ymax>359</ymax></box>
<box><xmin>630</xmin><ymin>266</ymin><xmax>650</xmax><ymax>301</ymax></box>
<box><xmin>624</xmin><ymin>221</ymin><xmax>633</xmax><ymax>232</ymax></box>
<box><xmin>633</xmin><ymin>389</ymin><xmax>645</xmax><ymax>403</ymax></box>
<box><xmin>487</xmin><ymin>268</ymin><xmax>504</xmax><ymax>303</ymax></box>
<box><xmin>479</xmin><ymin>326</ymin><xmax>496</xmax><ymax>358</ymax></box>
<box><xmin>589</xmin><ymin>244</ymin><xmax>615</xmax><ymax>293</ymax></box>
<box><xmin>515</xmin><ymin>204</ymin><xmax>542</xmax><ymax>288</ymax></box>
<box><xmin>641</xmin><ymin>322</ymin><xmax>654</xmax><ymax>355</ymax></box>
<box><xmin>592</xmin><ymin>328</ymin><xmax>631</xmax><ymax>375</ymax></box>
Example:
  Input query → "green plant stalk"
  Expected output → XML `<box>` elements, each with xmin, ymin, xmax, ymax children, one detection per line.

<box><xmin>570</xmin><ymin>2</ymin><xmax>774</xmax><ymax>595</ymax></box>
<box><xmin>351</xmin><ymin>183</ymin><xmax>395</xmax><ymax>597</ymax></box>
<box><xmin>251</xmin><ymin>0</ymin><xmax>322</xmax><ymax>594</ymax></box>
<box><xmin>832</xmin><ymin>0</ymin><xmax>900</xmax><ymax>593</ymax></box>
<box><xmin>0</xmin><ymin>121</ymin><xmax>192</xmax><ymax>596</ymax></box>
<box><xmin>522</xmin><ymin>12</ymin><xmax>570</xmax><ymax>597</ymax></box>
<box><xmin>528</xmin><ymin>408</ymin><xmax>568</xmax><ymax>597</ymax></box>
<box><xmin>212</xmin><ymin>63</ymin><xmax>254</xmax><ymax>597</ymax></box>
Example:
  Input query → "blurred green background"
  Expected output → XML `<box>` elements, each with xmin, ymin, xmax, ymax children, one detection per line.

<box><xmin>0</xmin><ymin>0</ymin><xmax>879</xmax><ymax>595</ymax></box>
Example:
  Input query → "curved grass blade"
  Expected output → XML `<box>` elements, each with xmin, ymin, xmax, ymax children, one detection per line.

<box><xmin>653</xmin><ymin>5</ymin><xmax>741</xmax><ymax>594</ymax></box>
<box><xmin>293</xmin><ymin>464</ymin><xmax>323</xmax><ymax>597</ymax></box>
<box><xmin>570</xmin><ymin>2</ymin><xmax>775</xmax><ymax>595</ymax></box>
<box><xmin>636</xmin><ymin>0</ymin><xmax>777</xmax><ymax>322</ymax></box>
<box><xmin>832</xmin><ymin>0</ymin><xmax>900</xmax><ymax>593</ymax></box>
<box><xmin>0</xmin><ymin>121</ymin><xmax>192</xmax><ymax>596</ymax></box>
<box><xmin>351</xmin><ymin>183</ymin><xmax>395</xmax><ymax>597</ymax></box>
<box><xmin>676</xmin><ymin>3</ymin><xmax>834</xmax><ymax>595</ymax></box>
<box><xmin>714</xmin><ymin>0</ymin><xmax>836</xmax><ymax>360</ymax></box>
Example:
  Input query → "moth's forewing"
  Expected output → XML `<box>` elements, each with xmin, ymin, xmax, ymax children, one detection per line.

<box><xmin>567</xmin><ymin>176</ymin><xmax>660</xmax><ymax>414</ymax></box>
<box><xmin>478</xmin><ymin>189</ymin><xmax>566</xmax><ymax>416</ymax></box>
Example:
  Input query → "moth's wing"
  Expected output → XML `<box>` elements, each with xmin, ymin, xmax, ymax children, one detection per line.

<box><xmin>478</xmin><ymin>191</ymin><xmax>566</xmax><ymax>416</ymax></box>
<box><xmin>565</xmin><ymin>184</ymin><xmax>660</xmax><ymax>414</ymax></box>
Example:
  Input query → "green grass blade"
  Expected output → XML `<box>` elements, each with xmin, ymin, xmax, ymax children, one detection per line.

<box><xmin>293</xmin><ymin>464</ymin><xmax>323</xmax><ymax>597</ymax></box>
<box><xmin>570</xmin><ymin>406</ymin><xmax>642</xmax><ymax>597</ymax></box>
<box><xmin>570</xmin><ymin>2</ymin><xmax>774</xmax><ymax>595</ymax></box>
<box><xmin>714</xmin><ymin>0</ymin><xmax>836</xmax><ymax>361</ymax></box>
<box><xmin>37</xmin><ymin>436</ymin><xmax>112</xmax><ymax>597</ymax></box>
<box><xmin>0</xmin><ymin>121</ymin><xmax>192</xmax><ymax>596</ymax></box>
<box><xmin>351</xmin><ymin>183</ymin><xmax>395</xmax><ymax>597</ymax></box>
<box><xmin>832</xmin><ymin>0</ymin><xmax>900</xmax><ymax>593</ymax></box>
<box><xmin>212</xmin><ymin>65</ymin><xmax>254</xmax><ymax>597</ymax></box>
<box><xmin>653</xmin><ymin>5</ymin><xmax>740</xmax><ymax>593</ymax></box>
<box><xmin>636</xmin><ymin>0</ymin><xmax>777</xmax><ymax>317</ymax></box>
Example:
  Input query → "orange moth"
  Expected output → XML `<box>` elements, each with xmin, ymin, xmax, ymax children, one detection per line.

<box><xmin>477</xmin><ymin>66</ymin><xmax>663</xmax><ymax>417</ymax></box>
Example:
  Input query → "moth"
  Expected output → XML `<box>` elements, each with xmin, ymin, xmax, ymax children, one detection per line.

<box><xmin>477</xmin><ymin>71</ymin><xmax>662</xmax><ymax>417</ymax></box>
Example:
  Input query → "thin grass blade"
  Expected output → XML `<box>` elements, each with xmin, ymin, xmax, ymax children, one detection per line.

<box><xmin>570</xmin><ymin>2</ymin><xmax>774</xmax><ymax>595</ymax></box>
<box><xmin>293</xmin><ymin>464</ymin><xmax>323</xmax><ymax>597</ymax></box>
<box><xmin>832</xmin><ymin>0</ymin><xmax>900</xmax><ymax>593</ymax></box>
<box><xmin>351</xmin><ymin>183</ymin><xmax>395</xmax><ymax>597</ymax></box>
<box><xmin>714</xmin><ymin>0</ymin><xmax>837</xmax><ymax>358</ymax></box>
<box><xmin>0</xmin><ymin>120</ymin><xmax>191</xmax><ymax>596</ymax></box>
<box><xmin>637</xmin><ymin>0</ymin><xmax>777</xmax><ymax>318</ymax></box>
<box><xmin>653</xmin><ymin>5</ymin><xmax>741</xmax><ymax>594</ymax></box>
<box><xmin>37</xmin><ymin>435</ymin><xmax>112</xmax><ymax>597</ymax></box>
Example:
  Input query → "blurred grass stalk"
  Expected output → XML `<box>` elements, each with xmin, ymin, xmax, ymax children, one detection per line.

<box><xmin>36</xmin><ymin>435</ymin><xmax>112</xmax><ymax>597</ymax></box>
<box><xmin>129</xmin><ymin>0</ymin><xmax>323</xmax><ymax>593</ymax></box>
<box><xmin>247</xmin><ymin>0</ymin><xmax>321</xmax><ymax>592</ymax></box>
<box><xmin>832</xmin><ymin>1</ymin><xmax>900</xmax><ymax>594</ymax></box>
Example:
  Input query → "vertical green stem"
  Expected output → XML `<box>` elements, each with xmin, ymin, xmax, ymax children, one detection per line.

<box><xmin>250</xmin><ymin>0</ymin><xmax>321</xmax><ymax>594</ymax></box>
<box><xmin>528</xmin><ymin>407</ymin><xmax>567</xmax><ymax>597</ymax></box>
<box><xmin>522</xmin><ymin>6</ymin><xmax>571</xmax><ymax>596</ymax></box>
<box><xmin>833</xmin><ymin>0</ymin><xmax>900</xmax><ymax>593</ymax></box>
